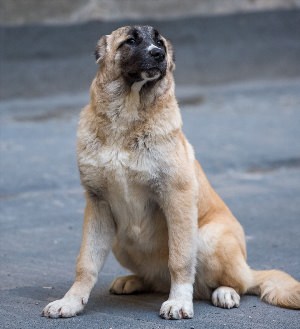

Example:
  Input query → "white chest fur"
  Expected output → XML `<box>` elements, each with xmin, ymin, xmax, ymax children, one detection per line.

<box><xmin>78</xmin><ymin>133</ymin><xmax>163</xmax><ymax>234</ymax></box>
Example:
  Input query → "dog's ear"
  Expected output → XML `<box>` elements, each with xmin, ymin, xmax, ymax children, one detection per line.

<box><xmin>95</xmin><ymin>35</ymin><xmax>107</xmax><ymax>64</ymax></box>
<box><xmin>165</xmin><ymin>38</ymin><xmax>176</xmax><ymax>72</ymax></box>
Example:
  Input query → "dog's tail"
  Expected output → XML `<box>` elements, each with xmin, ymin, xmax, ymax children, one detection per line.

<box><xmin>247</xmin><ymin>269</ymin><xmax>300</xmax><ymax>309</ymax></box>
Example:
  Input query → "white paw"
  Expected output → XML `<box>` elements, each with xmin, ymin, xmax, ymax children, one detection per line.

<box><xmin>212</xmin><ymin>286</ymin><xmax>240</xmax><ymax>309</ymax></box>
<box><xmin>109</xmin><ymin>275</ymin><xmax>145</xmax><ymax>295</ymax></box>
<box><xmin>42</xmin><ymin>295</ymin><xmax>87</xmax><ymax>318</ymax></box>
<box><xmin>160</xmin><ymin>299</ymin><xmax>194</xmax><ymax>320</ymax></box>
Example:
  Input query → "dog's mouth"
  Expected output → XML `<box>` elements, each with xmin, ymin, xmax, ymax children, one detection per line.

<box><xmin>143</xmin><ymin>68</ymin><xmax>161</xmax><ymax>79</ymax></box>
<box><xmin>127</xmin><ymin>68</ymin><xmax>161</xmax><ymax>83</ymax></box>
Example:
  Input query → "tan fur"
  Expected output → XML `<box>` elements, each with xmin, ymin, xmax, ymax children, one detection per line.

<box><xmin>249</xmin><ymin>270</ymin><xmax>300</xmax><ymax>309</ymax></box>
<box><xmin>43</xmin><ymin>26</ymin><xmax>300</xmax><ymax>319</ymax></box>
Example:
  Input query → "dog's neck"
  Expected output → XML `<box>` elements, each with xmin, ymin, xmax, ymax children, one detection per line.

<box><xmin>88</xmin><ymin>73</ymin><xmax>182</xmax><ymax>148</ymax></box>
<box><xmin>91</xmin><ymin>72</ymin><xmax>176</xmax><ymax>121</ymax></box>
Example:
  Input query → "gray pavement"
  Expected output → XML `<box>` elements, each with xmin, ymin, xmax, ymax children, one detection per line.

<box><xmin>1</xmin><ymin>10</ymin><xmax>300</xmax><ymax>329</ymax></box>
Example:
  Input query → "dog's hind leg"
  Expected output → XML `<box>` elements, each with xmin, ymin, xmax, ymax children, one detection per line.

<box><xmin>196</xmin><ymin>218</ymin><xmax>252</xmax><ymax>309</ymax></box>
<box><xmin>212</xmin><ymin>286</ymin><xmax>240</xmax><ymax>309</ymax></box>
<box><xmin>109</xmin><ymin>275</ymin><xmax>151</xmax><ymax>295</ymax></box>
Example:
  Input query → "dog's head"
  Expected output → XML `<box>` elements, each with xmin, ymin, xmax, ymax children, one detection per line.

<box><xmin>95</xmin><ymin>26</ymin><xmax>175</xmax><ymax>86</ymax></box>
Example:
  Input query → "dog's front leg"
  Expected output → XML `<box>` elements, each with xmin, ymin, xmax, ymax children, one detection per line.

<box><xmin>159</xmin><ymin>188</ymin><xmax>198</xmax><ymax>320</ymax></box>
<box><xmin>43</xmin><ymin>195</ymin><xmax>115</xmax><ymax>318</ymax></box>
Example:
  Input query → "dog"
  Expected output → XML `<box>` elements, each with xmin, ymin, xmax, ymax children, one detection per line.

<box><xmin>42</xmin><ymin>25</ymin><xmax>300</xmax><ymax>320</ymax></box>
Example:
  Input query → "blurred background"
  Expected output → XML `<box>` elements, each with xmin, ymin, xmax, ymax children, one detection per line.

<box><xmin>1</xmin><ymin>0</ymin><xmax>300</xmax><ymax>98</ymax></box>
<box><xmin>1</xmin><ymin>1</ymin><xmax>300</xmax><ymax>329</ymax></box>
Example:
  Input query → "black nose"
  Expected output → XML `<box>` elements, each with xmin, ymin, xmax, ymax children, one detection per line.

<box><xmin>149</xmin><ymin>47</ymin><xmax>165</xmax><ymax>62</ymax></box>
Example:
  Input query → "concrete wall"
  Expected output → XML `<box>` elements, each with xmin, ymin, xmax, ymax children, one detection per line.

<box><xmin>1</xmin><ymin>10</ymin><xmax>300</xmax><ymax>99</ymax></box>
<box><xmin>1</xmin><ymin>0</ymin><xmax>300</xmax><ymax>25</ymax></box>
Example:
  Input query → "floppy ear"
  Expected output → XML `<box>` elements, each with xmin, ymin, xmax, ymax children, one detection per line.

<box><xmin>165</xmin><ymin>38</ymin><xmax>176</xmax><ymax>72</ymax></box>
<box><xmin>95</xmin><ymin>35</ymin><xmax>107</xmax><ymax>64</ymax></box>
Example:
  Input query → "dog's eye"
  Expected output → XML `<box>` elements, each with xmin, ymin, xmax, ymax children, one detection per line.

<box><xmin>156</xmin><ymin>39</ymin><xmax>163</xmax><ymax>47</ymax></box>
<box><xmin>126</xmin><ymin>38</ymin><xmax>136</xmax><ymax>45</ymax></box>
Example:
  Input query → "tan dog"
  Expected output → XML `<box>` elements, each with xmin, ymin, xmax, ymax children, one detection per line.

<box><xmin>43</xmin><ymin>25</ymin><xmax>300</xmax><ymax>320</ymax></box>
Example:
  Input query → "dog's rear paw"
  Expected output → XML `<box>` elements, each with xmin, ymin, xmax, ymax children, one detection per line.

<box><xmin>160</xmin><ymin>299</ymin><xmax>194</xmax><ymax>320</ymax></box>
<box><xmin>42</xmin><ymin>295</ymin><xmax>87</xmax><ymax>318</ymax></box>
<box><xmin>109</xmin><ymin>275</ymin><xmax>146</xmax><ymax>295</ymax></box>
<box><xmin>212</xmin><ymin>286</ymin><xmax>240</xmax><ymax>309</ymax></box>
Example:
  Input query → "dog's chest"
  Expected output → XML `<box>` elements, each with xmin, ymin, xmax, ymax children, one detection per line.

<box><xmin>102</xmin><ymin>146</ymin><xmax>164</xmax><ymax>243</ymax></box>
<box><xmin>97</xmin><ymin>142</ymin><xmax>158</xmax><ymax>181</ymax></box>
<box><xmin>107</xmin><ymin>171</ymin><xmax>155</xmax><ymax>238</ymax></box>
<box><xmin>79</xmin><ymin>139</ymin><xmax>161</xmax><ymax>225</ymax></box>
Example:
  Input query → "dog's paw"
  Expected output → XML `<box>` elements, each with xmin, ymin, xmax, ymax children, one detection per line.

<box><xmin>160</xmin><ymin>299</ymin><xmax>194</xmax><ymax>320</ymax></box>
<box><xmin>109</xmin><ymin>275</ymin><xmax>146</xmax><ymax>295</ymax></box>
<box><xmin>212</xmin><ymin>286</ymin><xmax>240</xmax><ymax>309</ymax></box>
<box><xmin>42</xmin><ymin>295</ymin><xmax>87</xmax><ymax>318</ymax></box>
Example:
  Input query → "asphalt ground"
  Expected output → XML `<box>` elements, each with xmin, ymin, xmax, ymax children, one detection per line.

<box><xmin>1</xmin><ymin>9</ymin><xmax>300</xmax><ymax>329</ymax></box>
